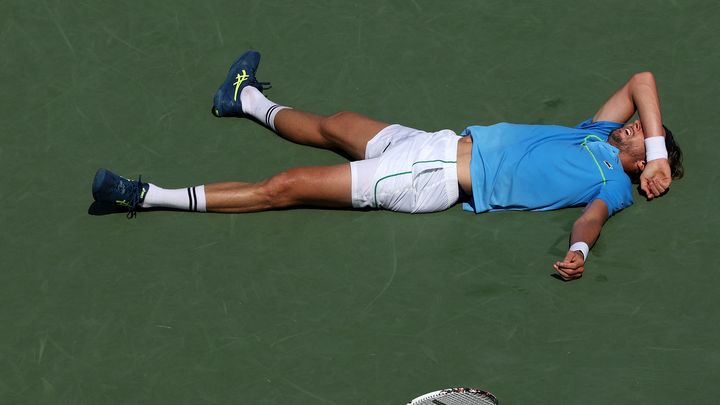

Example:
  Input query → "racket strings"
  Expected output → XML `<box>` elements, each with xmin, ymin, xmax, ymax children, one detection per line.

<box><xmin>414</xmin><ymin>391</ymin><xmax>497</xmax><ymax>405</ymax></box>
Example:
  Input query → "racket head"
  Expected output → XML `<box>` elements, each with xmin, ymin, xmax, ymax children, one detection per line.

<box><xmin>407</xmin><ymin>387</ymin><xmax>498</xmax><ymax>405</ymax></box>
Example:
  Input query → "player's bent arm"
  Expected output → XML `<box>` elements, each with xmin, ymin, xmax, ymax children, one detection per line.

<box><xmin>553</xmin><ymin>199</ymin><xmax>609</xmax><ymax>281</ymax></box>
<box><xmin>593</xmin><ymin>72</ymin><xmax>671</xmax><ymax>198</ymax></box>
<box><xmin>620</xmin><ymin>73</ymin><xmax>672</xmax><ymax>192</ymax></box>
<box><xmin>593</xmin><ymin>72</ymin><xmax>664</xmax><ymax>136</ymax></box>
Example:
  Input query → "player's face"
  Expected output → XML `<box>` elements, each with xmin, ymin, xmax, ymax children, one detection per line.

<box><xmin>610</xmin><ymin>120</ymin><xmax>646</xmax><ymax>156</ymax></box>
<box><xmin>610</xmin><ymin>120</ymin><xmax>643</xmax><ymax>144</ymax></box>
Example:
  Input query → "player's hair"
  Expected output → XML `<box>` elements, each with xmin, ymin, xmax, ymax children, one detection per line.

<box><xmin>663</xmin><ymin>125</ymin><xmax>684</xmax><ymax>179</ymax></box>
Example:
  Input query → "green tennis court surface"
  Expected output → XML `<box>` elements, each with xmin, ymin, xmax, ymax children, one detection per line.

<box><xmin>2</xmin><ymin>0</ymin><xmax>719</xmax><ymax>403</ymax></box>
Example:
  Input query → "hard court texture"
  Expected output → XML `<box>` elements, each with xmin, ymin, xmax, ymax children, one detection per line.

<box><xmin>2</xmin><ymin>0</ymin><xmax>719</xmax><ymax>403</ymax></box>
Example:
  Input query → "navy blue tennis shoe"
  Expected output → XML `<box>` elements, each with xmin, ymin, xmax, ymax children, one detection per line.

<box><xmin>92</xmin><ymin>168</ymin><xmax>148</xmax><ymax>218</ymax></box>
<box><xmin>212</xmin><ymin>50</ymin><xmax>271</xmax><ymax>118</ymax></box>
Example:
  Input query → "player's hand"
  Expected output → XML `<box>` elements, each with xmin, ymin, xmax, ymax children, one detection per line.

<box><xmin>553</xmin><ymin>250</ymin><xmax>585</xmax><ymax>281</ymax></box>
<box><xmin>640</xmin><ymin>159</ymin><xmax>671</xmax><ymax>199</ymax></box>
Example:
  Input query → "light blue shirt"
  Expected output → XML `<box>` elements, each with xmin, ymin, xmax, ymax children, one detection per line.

<box><xmin>461</xmin><ymin>119</ymin><xmax>633</xmax><ymax>216</ymax></box>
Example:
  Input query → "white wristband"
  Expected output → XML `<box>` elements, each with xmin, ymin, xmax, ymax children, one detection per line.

<box><xmin>569</xmin><ymin>242</ymin><xmax>589</xmax><ymax>261</ymax></box>
<box><xmin>645</xmin><ymin>136</ymin><xmax>668</xmax><ymax>162</ymax></box>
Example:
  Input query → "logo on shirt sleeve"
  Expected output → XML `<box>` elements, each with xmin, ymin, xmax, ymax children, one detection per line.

<box><xmin>603</xmin><ymin>160</ymin><xmax>614</xmax><ymax>170</ymax></box>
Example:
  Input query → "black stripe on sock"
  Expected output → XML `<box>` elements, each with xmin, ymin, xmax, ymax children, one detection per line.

<box><xmin>265</xmin><ymin>105</ymin><xmax>279</xmax><ymax>127</ymax></box>
<box><xmin>192</xmin><ymin>187</ymin><xmax>198</xmax><ymax>212</ymax></box>
<box><xmin>264</xmin><ymin>105</ymin><xmax>274</xmax><ymax>126</ymax></box>
<box><xmin>187</xmin><ymin>187</ymin><xmax>193</xmax><ymax>211</ymax></box>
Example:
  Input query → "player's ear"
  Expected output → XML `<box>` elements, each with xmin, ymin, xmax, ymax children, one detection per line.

<box><xmin>636</xmin><ymin>160</ymin><xmax>646</xmax><ymax>173</ymax></box>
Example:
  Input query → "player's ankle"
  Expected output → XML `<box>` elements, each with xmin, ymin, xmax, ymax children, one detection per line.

<box><xmin>239</xmin><ymin>87</ymin><xmax>288</xmax><ymax>131</ymax></box>
<box><xmin>142</xmin><ymin>184</ymin><xmax>207</xmax><ymax>212</ymax></box>
<box><xmin>240</xmin><ymin>86</ymin><xmax>263</xmax><ymax>115</ymax></box>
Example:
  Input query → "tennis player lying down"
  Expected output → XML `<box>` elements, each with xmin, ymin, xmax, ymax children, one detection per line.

<box><xmin>92</xmin><ymin>50</ymin><xmax>684</xmax><ymax>281</ymax></box>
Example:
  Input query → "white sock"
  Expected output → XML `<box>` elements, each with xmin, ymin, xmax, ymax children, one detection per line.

<box><xmin>240</xmin><ymin>86</ymin><xmax>289</xmax><ymax>131</ymax></box>
<box><xmin>142</xmin><ymin>184</ymin><xmax>207</xmax><ymax>212</ymax></box>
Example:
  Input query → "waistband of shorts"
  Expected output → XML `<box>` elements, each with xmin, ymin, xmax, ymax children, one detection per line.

<box><xmin>442</xmin><ymin>130</ymin><xmax>461</xmax><ymax>158</ymax></box>
<box><xmin>441</xmin><ymin>131</ymin><xmax>461</xmax><ymax>204</ymax></box>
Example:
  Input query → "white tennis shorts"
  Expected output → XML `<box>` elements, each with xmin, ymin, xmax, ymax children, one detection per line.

<box><xmin>350</xmin><ymin>124</ymin><xmax>461</xmax><ymax>213</ymax></box>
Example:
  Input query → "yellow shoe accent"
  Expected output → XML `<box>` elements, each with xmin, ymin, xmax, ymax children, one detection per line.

<box><xmin>233</xmin><ymin>70</ymin><xmax>249</xmax><ymax>102</ymax></box>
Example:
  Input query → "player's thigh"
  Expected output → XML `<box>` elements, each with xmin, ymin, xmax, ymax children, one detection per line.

<box><xmin>268</xmin><ymin>163</ymin><xmax>352</xmax><ymax>208</ymax></box>
<box><xmin>319</xmin><ymin>111</ymin><xmax>390</xmax><ymax>160</ymax></box>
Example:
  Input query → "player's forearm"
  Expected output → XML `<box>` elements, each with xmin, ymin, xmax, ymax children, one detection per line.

<box><xmin>570</xmin><ymin>216</ymin><xmax>604</xmax><ymax>249</ymax></box>
<box><xmin>629</xmin><ymin>72</ymin><xmax>665</xmax><ymax>138</ymax></box>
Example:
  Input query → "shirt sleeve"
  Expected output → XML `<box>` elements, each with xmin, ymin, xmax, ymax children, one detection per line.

<box><xmin>576</xmin><ymin>118</ymin><xmax>624</xmax><ymax>137</ymax></box>
<box><xmin>595</xmin><ymin>178</ymin><xmax>634</xmax><ymax>217</ymax></box>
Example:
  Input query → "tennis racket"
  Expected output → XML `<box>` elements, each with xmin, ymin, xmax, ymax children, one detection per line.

<box><xmin>407</xmin><ymin>387</ymin><xmax>498</xmax><ymax>405</ymax></box>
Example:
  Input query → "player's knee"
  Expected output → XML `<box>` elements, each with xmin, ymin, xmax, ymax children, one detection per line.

<box><xmin>632</xmin><ymin>71</ymin><xmax>655</xmax><ymax>83</ymax></box>
<box><xmin>262</xmin><ymin>170</ymin><xmax>301</xmax><ymax>208</ymax></box>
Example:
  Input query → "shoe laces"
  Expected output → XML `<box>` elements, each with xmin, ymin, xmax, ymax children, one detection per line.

<box><xmin>241</xmin><ymin>66</ymin><xmax>270</xmax><ymax>90</ymax></box>
<box><xmin>125</xmin><ymin>175</ymin><xmax>143</xmax><ymax>219</ymax></box>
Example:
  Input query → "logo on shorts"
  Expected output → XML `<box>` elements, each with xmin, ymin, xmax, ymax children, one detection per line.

<box><xmin>603</xmin><ymin>160</ymin><xmax>613</xmax><ymax>170</ymax></box>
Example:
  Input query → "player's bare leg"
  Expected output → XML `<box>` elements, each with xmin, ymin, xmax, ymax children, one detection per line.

<box><xmin>272</xmin><ymin>109</ymin><xmax>389</xmax><ymax>160</ymax></box>
<box><xmin>205</xmin><ymin>164</ymin><xmax>351</xmax><ymax>213</ymax></box>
